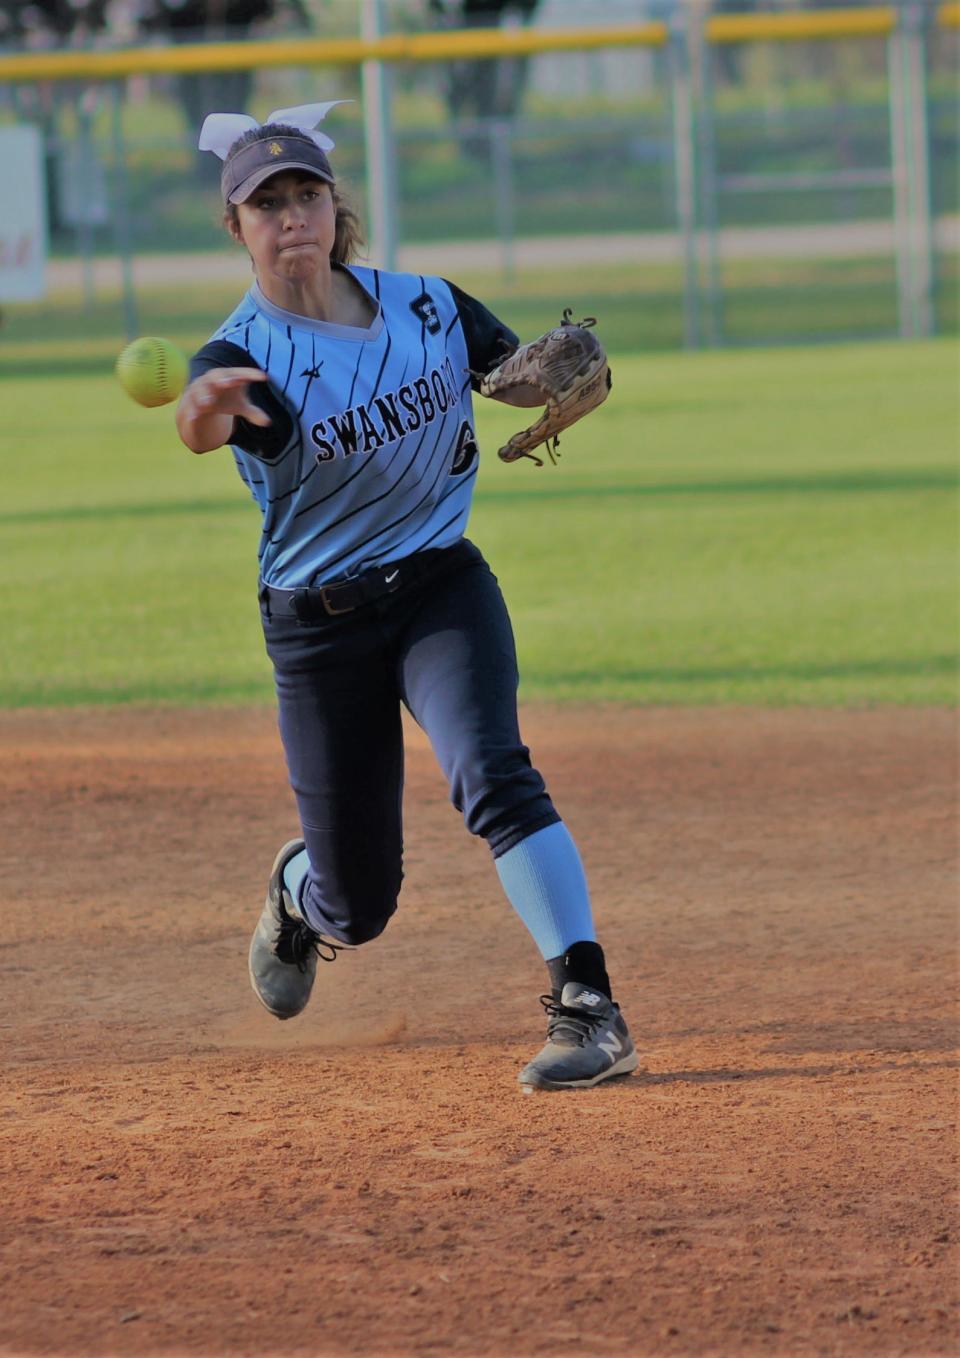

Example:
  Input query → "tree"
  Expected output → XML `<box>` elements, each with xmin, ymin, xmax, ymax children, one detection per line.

<box><xmin>427</xmin><ymin>0</ymin><xmax>541</xmax><ymax>142</ymax></box>
<box><xmin>0</xmin><ymin>0</ymin><xmax>111</xmax><ymax>42</ymax></box>
<box><xmin>137</xmin><ymin>0</ymin><xmax>310</xmax><ymax>136</ymax></box>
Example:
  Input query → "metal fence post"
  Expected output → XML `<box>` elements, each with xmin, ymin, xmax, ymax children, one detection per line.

<box><xmin>109</xmin><ymin>81</ymin><xmax>139</xmax><ymax>342</ymax></box>
<box><xmin>361</xmin><ymin>0</ymin><xmax>398</xmax><ymax>272</ymax></box>
<box><xmin>489</xmin><ymin>119</ymin><xmax>516</xmax><ymax>285</ymax></box>
<box><xmin>76</xmin><ymin>96</ymin><xmax>97</xmax><ymax>311</ymax></box>
<box><xmin>889</xmin><ymin>13</ymin><xmax>913</xmax><ymax>337</ymax></box>
<box><xmin>695</xmin><ymin>25</ymin><xmax>723</xmax><ymax>347</ymax></box>
<box><xmin>888</xmin><ymin>1</ymin><xmax>934</xmax><ymax>339</ymax></box>
<box><xmin>668</xmin><ymin>13</ymin><xmax>702</xmax><ymax>350</ymax></box>
<box><xmin>902</xmin><ymin>1</ymin><xmax>934</xmax><ymax>337</ymax></box>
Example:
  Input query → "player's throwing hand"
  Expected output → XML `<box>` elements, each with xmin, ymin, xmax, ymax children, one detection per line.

<box><xmin>177</xmin><ymin>368</ymin><xmax>272</xmax><ymax>453</ymax></box>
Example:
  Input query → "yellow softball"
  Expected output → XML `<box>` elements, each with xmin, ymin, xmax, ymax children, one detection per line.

<box><xmin>115</xmin><ymin>336</ymin><xmax>189</xmax><ymax>408</ymax></box>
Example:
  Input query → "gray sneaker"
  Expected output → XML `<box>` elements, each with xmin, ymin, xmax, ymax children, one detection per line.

<box><xmin>518</xmin><ymin>981</ymin><xmax>639</xmax><ymax>1092</ymax></box>
<box><xmin>248</xmin><ymin>839</ymin><xmax>343</xmax><ymax>1020</ymax></box>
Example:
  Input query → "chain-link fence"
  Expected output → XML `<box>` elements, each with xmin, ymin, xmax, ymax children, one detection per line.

<box><xmin>1</xmin><ymin>0</ymin><xmax>957</xmax><ymax>349</ymax></box>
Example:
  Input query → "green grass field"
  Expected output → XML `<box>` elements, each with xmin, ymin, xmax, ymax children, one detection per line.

<box><xmin>4</xmin><ymin>256</ymin><xmax>959</xmax><ymax>372</ymax></box>
<box><xmin>1</xmin><ymin>307</ymin><xmax>956</xmax><ymax>708</ymax></box>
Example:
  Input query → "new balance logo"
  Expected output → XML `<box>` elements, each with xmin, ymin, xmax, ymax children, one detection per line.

<box><xmin>572</xmin><ymin>990</ymin><xmax>603</xmax><ymax>1007</ymax></box>
<box><xmin>597</xmin><ymin>1030</ymin><xmax>623</xmax><ymax>1062</ymax></box>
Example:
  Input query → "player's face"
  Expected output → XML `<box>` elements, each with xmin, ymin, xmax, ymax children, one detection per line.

<box><xmin>231</xmin><ymin>173</ymin><xmax>336</xmax><ymax>282</ymax></box>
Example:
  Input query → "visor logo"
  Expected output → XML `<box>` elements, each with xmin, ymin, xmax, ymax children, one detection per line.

<box><xmin>268</xmin><ymin>141</ymin><xmax>283</xmax><ymax>156</ymax></box>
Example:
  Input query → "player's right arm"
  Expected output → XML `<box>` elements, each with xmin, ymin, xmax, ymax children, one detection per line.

<box><xmin>177</xmin><ymin>339</ymin><xmax>295</xmax><ymax>458</ymax></box>
<box><xmin>176</xmin><ymin>368</ymin><xmax>271</xmax><ymax>453</ymax></box>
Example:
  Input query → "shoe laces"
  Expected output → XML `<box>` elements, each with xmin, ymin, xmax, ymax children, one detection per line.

<box><xmin>276</xmin><ymin>914</ymin><xmax>344</xmax><ymax>972</ymax></box>
<box><xmin>539</xmin><ymin>993</ymin><xmax>605</xmax><ymax>1048</ymax></box>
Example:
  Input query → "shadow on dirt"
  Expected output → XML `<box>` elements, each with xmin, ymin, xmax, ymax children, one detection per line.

<box><xmin>645</xmin><ymin>1057</ymin><xmax>959</xmax><ymax>1086</ymax></box>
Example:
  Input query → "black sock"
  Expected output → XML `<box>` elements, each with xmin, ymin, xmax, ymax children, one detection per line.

<box><xmin>546</xmin><ymin>941</ymin><xmax>611</xmax><ymax>1002</ymax></box>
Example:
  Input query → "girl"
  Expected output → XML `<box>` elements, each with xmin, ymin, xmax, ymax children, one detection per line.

<box><xmin>176</xmin><ymin>104</ymin><xmax>636</xmax><ymax>1091</ymax></box>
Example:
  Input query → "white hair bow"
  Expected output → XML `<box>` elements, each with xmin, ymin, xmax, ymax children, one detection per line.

<box><xmin>198</xmin><ymin>101</ymin><xmax>350</xmax><ymax>160</ymax></box>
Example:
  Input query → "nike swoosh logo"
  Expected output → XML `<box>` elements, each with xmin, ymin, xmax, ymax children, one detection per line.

<box><xmin>384</xmin><ymin>570</ymin><xmax>399</xmax><ymax>584</ymax></box>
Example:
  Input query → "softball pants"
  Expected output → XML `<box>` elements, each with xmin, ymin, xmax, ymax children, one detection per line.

<box><xmin>259</xmin><ymin>539</ymin><xmax>560</xmax><ymax>945</ymax></box>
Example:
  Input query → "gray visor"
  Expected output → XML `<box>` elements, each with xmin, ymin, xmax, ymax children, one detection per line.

<box><xmin>222</xmin><ymin>135</ymin><xmax>334</xmax><ymax>205</ymax></box>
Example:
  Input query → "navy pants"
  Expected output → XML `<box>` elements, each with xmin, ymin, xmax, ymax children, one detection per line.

<box><xmin>260</xmin><ymin>539</ymin><xmax>560</xmax><ymax>945</ymax></box>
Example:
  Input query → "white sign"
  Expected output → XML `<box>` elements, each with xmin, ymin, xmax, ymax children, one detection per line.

<box><xmin>0</xmin><ymin>124</ymin><xmax>48</xmax><ymax>301</ymax></box>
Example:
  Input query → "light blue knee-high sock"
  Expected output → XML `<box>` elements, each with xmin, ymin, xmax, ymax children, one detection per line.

<box><xmin>494</xmin><ymin>821</ymin><xmax>596</xmax><ymax>960</ymax></box>
<box><xmin>282</xmin><ymin>849</ymin><xmax>310</xmax><ymax>914</ymax></box>
<box><xmin>283</xmin><ymin>849</ymin><xmax>345</xmax><ymax>938</ymax></box>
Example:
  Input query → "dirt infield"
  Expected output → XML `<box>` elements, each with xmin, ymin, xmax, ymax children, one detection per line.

<box><xmin>0</xmin><ymin>705</ymin><xmax>956</xmax><ymax>1358</ymax></box>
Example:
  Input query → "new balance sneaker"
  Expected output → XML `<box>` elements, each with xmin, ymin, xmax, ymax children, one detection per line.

<box><xmin>248</xmin><ymin>838</ymin><xmax>343</xmax><ymax>1020</ymax></box>
<box><xmin>518</xmin><ymin>981</ymin><xmax>639</xmax><ymax>1092</ymax></box>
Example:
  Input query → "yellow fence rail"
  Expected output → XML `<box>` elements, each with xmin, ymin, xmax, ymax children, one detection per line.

<box><xmin>0</xmin><ymin>4</ymin><xmax>956</xmax><ymax>84</ymax></box>
<box><xmin>707</xmin><ymin>6</ymin><xmax>895</xmax><ymax>41</ymax></box>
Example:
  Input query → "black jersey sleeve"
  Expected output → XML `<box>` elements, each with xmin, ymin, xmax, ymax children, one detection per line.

<box><xmin>443</xmin><ymin>280</ymin><xmax>519</xmax><ymax>392</ymax></box>
<box><xmin>189</xmin><ymin>339</ymin><xmax>296</xmax><ymax>462</ymax></box>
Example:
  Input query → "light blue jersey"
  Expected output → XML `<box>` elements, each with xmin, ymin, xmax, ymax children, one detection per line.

<box><xmin>193</xmin><ymin>267</ymin><xmax>502</xmax><ymax>588</ymax></box>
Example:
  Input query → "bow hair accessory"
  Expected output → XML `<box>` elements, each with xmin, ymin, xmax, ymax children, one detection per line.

<box><xmin>198</xmin><ymin>101</ymin><xmax>350</xmax><ymax>159</ymax></box>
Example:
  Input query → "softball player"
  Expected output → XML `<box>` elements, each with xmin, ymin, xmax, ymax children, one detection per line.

<box><xmin>176</xmin><ymin>104</ymin><xmax>636</xmax><ymax>1091</ymax></box>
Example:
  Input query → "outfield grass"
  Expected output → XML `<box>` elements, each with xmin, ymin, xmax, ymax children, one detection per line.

<box><xmin>1</xmin><ymin>334</ymin><xmax>956</xmax><ymax>708</ymax></box>
<box><xmin>3</xmin><ymin>257</ymin><xmax>958</xmax><ymax>375</ymax></box>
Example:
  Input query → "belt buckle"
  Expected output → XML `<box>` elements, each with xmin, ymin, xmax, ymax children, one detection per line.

<box><xmin>319</xmin><ymin>586</ymin><xmax>354</xmax><ymax>617</ymax></box>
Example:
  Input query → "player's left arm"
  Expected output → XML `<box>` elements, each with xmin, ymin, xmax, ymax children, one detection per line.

<box><xmin>443</xmin><ymin>280</ymin><xmax>543</xmax><ymax>408</ymax></box>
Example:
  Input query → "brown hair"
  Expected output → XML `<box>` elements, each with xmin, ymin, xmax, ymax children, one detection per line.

<box><xmin>222</xmin><ymin>123</ymin><xmax>365</xmax><ymax>265</ymax></box>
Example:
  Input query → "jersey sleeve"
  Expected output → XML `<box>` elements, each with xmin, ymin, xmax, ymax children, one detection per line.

<box><xmin>442</xmin><ymin>281</ymin><xmax>519</xmax><ymax>392</ymax></box>
<box><xmin>189</xmin><ymin>339</ymin><xmax>296</xmax><ymax>462</ymax></box>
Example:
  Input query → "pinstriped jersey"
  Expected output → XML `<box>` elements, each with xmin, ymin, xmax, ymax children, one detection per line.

<box><xmin>190</xmin><ymin>266</ymin><xmax>516</xmax><ymax>588</ymax></box>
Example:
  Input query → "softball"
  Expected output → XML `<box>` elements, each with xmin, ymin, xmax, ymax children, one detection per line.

<box><xmin>115</xmin><ymin>336</ymin><xmax>188</xmax><ymax>408</ymax></box>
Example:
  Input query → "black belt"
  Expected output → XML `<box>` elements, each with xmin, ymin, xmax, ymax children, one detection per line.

<box><xmin>260</xmin><ymin>545</ymin><xmax>461</xmax><ymax>621</ymax></box>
